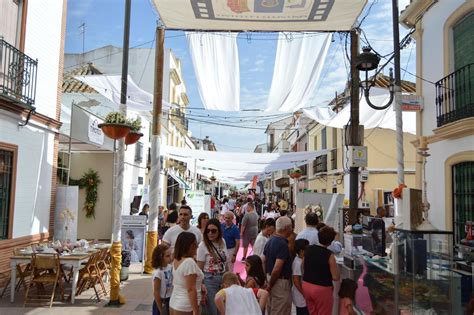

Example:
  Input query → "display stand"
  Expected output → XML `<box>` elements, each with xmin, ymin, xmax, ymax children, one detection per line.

<box><xmin>121</xmin><ymin>215</ymin><xmax>147</xmax><ymax>273</ymax></box>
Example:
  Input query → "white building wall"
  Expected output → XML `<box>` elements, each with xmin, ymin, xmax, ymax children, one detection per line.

<box><xmin>24</xmin><ymin>0</ymin><xmax>63</xmax><ymax>118</ymax></box>
<box><xmin>0</xmin><ymin>112</ymin><xmax>55</xmax><ymax>238</ymax></box>
<box><xmin>421</xmin><ymin>0</ymin><xmax>465</xmax><ymax>136</ymax></box>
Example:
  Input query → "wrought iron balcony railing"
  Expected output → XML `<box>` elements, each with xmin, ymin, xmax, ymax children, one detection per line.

<box><xmin>436</xmin><ymin>63</ymin><xmax>473</xmax><ymax>127</ymax></box>
<box><xmin>0</xmin><ymin>38</ymin><xmax>37</xmax><ymax>108</ymax></box>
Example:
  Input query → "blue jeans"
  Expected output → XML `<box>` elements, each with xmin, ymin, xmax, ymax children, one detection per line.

<box><xmin>296</xmin><ymin>306</ymin><xmax>309</xmax><ymax>315</ymax></box>
<box><xmin>203</xmin><ymin>273</ymin><xmax>223</xmax><ymax>315</ymax></box>
<box><xmin>153</xmin><ymin>298</ymin><xmax>170</xmax><ymax>315</ymax></box>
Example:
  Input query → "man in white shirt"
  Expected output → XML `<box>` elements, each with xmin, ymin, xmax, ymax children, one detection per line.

<box><xmin>162</xmin><ymin>205</ymin><xmax>202</xmax><ymax>254</ymax></box>
<box><xmin>296</xmin><ymin>212</ymin><xmax>319</xmax><ymax>245</ymax></box>
<box><xmin>253</xmin><ymin>218</ymin><xmax>276</xmax><ymax>257</ymax></box>
<box><xmin>296</xmin><ymin>212</ymin><xmax>343</xmax><ymax>254</ymax></box>
<box><xmin>227</xmin><ymin>195</ymin><xmax>236</xmax><ymax>212</ymax></box>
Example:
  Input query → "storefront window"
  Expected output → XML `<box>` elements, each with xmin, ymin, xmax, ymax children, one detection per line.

<box><xmin>452</xmin><ymin>161</ymin><xmax>474</xmax><ymax>245</ymax></box>
<box><xmin>0</xmin><ymin>149</ymin><xmax>14</xmax><ymax>239</ymax></box>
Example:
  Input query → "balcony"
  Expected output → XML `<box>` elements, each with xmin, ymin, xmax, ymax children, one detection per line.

<box><xmin>313</xmin><ymin>154</ymin><xmax>328</xmax><ymax>175</ymax></box>
<box><xmin>0</xmin><ymin>38</ymin><xmax>37</xmax><ymax>108</ymax></box>
<box><xmin>436</xmin><ymin>63</ymin><xmax>473</xmax><ymax>127</ymax></box>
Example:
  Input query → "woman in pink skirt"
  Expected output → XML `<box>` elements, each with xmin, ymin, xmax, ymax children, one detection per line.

<box><xmin>302</xmin><ymin>226</ymin><xmax>340</xmax><ymax>314</ymax></box>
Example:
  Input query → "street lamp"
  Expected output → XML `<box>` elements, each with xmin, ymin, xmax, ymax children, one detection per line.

<box><xmin>356</xmin><ymin>47</ymin><xmax>394</xmax><ymax>110</ymax></box>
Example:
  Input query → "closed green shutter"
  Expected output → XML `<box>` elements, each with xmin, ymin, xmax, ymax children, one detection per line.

<box><xmin>453</xmin><ymin>12</ymin><xmax>474</xmax><ymax>111</ymax></box>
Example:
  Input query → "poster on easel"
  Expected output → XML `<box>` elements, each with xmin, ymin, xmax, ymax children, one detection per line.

<box><xmin>185</xmin><ymin>190</ymin><xmax>207</xmax><ymax>225</ymax></box>
<box><xmin>121</xmin><ymin>215</ymin><xmax>147</xmax><ymax>273</ymax></box>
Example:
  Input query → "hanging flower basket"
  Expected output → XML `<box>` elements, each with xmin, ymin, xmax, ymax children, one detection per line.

<box><xmin>209</xmin><ymin>175</ymin><xmax>216</xmax><ymax>182</ymax></box>
<box><xmin>289</xmin><ymin>168</ymin><xmax>303</xmax><ymax>179</ymax></box>
<box><xmin>98</xmin><ymin>123</ymin><xmax>131</xmax><ymax>139</ymax></box>
<box><xmin>124</xmin><ymin>131</ymin><xmax>143</xmax><ymax>145</ymax></box>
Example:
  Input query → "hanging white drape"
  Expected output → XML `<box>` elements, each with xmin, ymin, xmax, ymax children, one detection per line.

<box><xmin>74</xmin><ymin>75</ymin><xmax>172</xmax><ymax>111</ymax></box>
<box><xmin>186</xmin><ymin>32</ymin><xmax>240</xmax><ymax>111</ymax></box>
<box><xmin>302</xmin><ymin>88</ymin><xmax>417</xmax><ymax>134</ymax></box>
<box><xmin>266</xmin><ymin>33</ymin><xmax>332</xmax><ymax>112</ymax></box>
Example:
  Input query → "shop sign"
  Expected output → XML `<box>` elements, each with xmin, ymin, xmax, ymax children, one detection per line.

<box><xmin>88</xmin><ymin>117</ymin><xmax>104</xmax><ymax>145</ymax></box>
<box><xmin>401</xmin><ymin>95</ymin><xmax>424</xmax><ymax>111</ymax></box>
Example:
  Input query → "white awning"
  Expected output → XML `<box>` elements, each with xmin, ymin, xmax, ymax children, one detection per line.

<box><xmin>168</xmin><ymin>172</ymin><xmax>190</xmax><ymax>190</ymax></box>
<box><xmin>153</xmin><ymin>0</ymin><xmax>367</xmax><ymax>32</ymax></box>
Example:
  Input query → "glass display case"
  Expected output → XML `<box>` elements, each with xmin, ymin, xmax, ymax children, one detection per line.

<box><xmin>357</xmin><ymin>229</ymin><xmax>462</xmax><ymax>314</ymax></box>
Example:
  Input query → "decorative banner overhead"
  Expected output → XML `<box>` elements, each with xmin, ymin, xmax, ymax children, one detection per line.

<box><xmin>153</xmin><ymin>0</ymin><xmax>367</xmax><ymax>32</ymax></box>
<box><xmin>266</xmin><ymin>32</ymin><xmax>331</xmax><ymax>112</ymax></box>
<box><xmin>302</xmin><ymin>88</ymin><xmax>417</xmax><ymax>134</ymax></box>
<box><xmin>186</xmin><ymin>32</ymin><xmax>240</xmax><ymax>111</ymax></box>
<box><xmin>74</xmin><ymin>75</ymin><xmax>172</xmax><ymax>112</ymax></box>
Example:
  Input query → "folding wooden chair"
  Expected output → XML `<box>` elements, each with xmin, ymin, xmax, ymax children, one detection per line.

<box><xmin>75</xmin><ymin>251</ymin><xmax>103</xmax><ymax>301</ymax></box>
<box><xmin>12</xmin><ymin>248</ymin><xmax>33</xmax><ymax>292</ymax></box>
<box><xmin>24</xmin><ymin>253</ymin><xmax>64</xmax><ymax>308</ymax></box>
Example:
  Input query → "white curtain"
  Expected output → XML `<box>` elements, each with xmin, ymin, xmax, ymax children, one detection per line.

<box><xmin>266</xmin><ymin>33</ymin><xmax>332</xmax><ymax>112</ymax></box>
<box><xmin>74</xmin><ymin>75</ymin><xmax>172</xmax><ymax>112</ymax></box>
<box><xmin>302</xmin><ymin>88</ymin><xmax>417</xmax><ymax>134</ymax></box>
<box><xmin>186</xmin><ymin>32</ymin><xmax>240</xmax><ymax>111</ymax></box>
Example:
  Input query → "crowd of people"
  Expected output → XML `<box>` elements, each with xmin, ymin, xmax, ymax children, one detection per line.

<box><xmin>149</xmin><ymin>194</ymin><xmax>360</xmax><ymax>315</ymax></box>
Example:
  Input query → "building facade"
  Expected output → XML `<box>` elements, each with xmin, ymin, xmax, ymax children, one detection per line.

<box><xmin>0</xmin><ymin>0</ymin><xmax>67</xmax><ymax>271</ymax></box>
<box><xmin>401</xmin><ymin>0</ymin><xmax>474</xmax><ymax>238</ymax></box>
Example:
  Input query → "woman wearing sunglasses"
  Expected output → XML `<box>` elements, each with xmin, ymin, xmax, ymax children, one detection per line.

<box><xmin>197</xmin><ymin>218</ymin><xmax>228</xmax><ymax>315</ymax></box>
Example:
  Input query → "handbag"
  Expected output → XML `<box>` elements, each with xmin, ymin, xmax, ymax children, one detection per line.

<box><xmin>210</xmin><ymin>242</ymin><xmax>227</xmax><ymax>273</ymax></box>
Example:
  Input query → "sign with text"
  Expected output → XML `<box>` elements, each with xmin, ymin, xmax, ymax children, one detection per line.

<box><xmin>88</xmin><ymin>117</ymin><xmax>104</xmax><ymax>145</ymax></box>
<box><xmin>401</xmin><ymin>95</ymin><xmax>424</xmax><ymax>111</ymax></box>
<box><xmin>185</xmin><ymin>190</ymin><xmax>207</xmax><ymax>225</ymax></box>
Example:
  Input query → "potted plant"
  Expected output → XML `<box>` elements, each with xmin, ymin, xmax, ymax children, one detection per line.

<box><xmin>124</xmin><ymin>117</ymin><xmax>144</xmax><ymax>145</ymax></box>
<box><xmin>98</xmin><ymin>112</ymin><xmax>131</xmax><ymax>139</ymax></box>
<box><xmin>289</xmin><ymin>167</ymin><xmax>303</xmax><ymax>179</ymax></box>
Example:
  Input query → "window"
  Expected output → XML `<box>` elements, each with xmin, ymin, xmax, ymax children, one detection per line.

<box><xmin>0</xmin><ymin>144</ymin><xmax>17</xmax><ymax>240</ymax></box>
<box><xmin>313</xmin><ymin>154</ymin><xmax>327</xmax><ymax>174</ymax></box>
<box><xmin>57</xmin><ymin>151</ymin><xmax>70</xmax><ymax>185</ymax></box>
<box><xmin>331</xmin><ymin>128</ymin><xmax>338</xmax><ymax>170</ymax></box>
<box><xmin>321</xmin><ymin>128</ymin><xmax>327</xmax><ymax>149</ymax></box>
<box><xmin>135</xmin><ymin>142</ymin><xmax>143</xmax><ymax>163</ymax></box>
<box><xmin>452</xmin><ymin>161</ymin><xmax>474</xmax><ymax>246</ymax></box>
<box><xmin>0</xmin><ymin>0</ymin><xmax>23</xmax><ymax>47</ymax></box>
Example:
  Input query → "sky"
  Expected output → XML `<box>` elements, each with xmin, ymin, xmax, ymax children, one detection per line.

<box><xmin>65</xmin><ymin>0</ymin><xmax>414</xmax><ymax>152</ymax></box>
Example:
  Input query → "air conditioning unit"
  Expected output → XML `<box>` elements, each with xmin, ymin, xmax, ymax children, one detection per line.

<box><xmin>359</xmin><ymin>201</ymin><xmax>370</xmax><ymax>209</ymax></box>
<box><xmin>360</xmin><ymin>170</ymin><xmax>369</xmax><ymax>182</ymax></box>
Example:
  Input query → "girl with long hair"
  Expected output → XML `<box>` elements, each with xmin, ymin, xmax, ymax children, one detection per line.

<box><xmin>152</xmin><ymin>244</ymin><xmax>173</xmax><ymax>315</ymax></box>
<box><xmin>197</xmin><ymin>218</ymin><xmax>228</xmax><ymax>315</ymax></box>
<box><xmin>244</xmin><ymin>255</ymin><xmax>266</xmax><ymax>289</ymax></box>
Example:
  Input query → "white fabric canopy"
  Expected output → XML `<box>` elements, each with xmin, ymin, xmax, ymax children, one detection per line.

<box><xmin>74</xmin><ymin>75</ymin><xmax>172</xmax><ymax>112</ymax></box>
<box><xmin>161</xmin><ymin>145</ymin><xmax>330</xmax><ymax>181</ymax></box>
<box><xmin>186</xmin><ymin>32</ymin><xmax>240</xmax><ymax>111</ymax></box>
<box><xmin>302</xmin><ymin>88</ymin><xmax>417</xmax><ymax>134</ymax></box>
<box><xmin>153</xmin><ymin>0</ymin><xmax>367</xmax><ymax>32</ymax></box>
<box><xmin>266</xmin><ymin>32</ymin><xmax>331</xmax><ymax>112</ymax></box>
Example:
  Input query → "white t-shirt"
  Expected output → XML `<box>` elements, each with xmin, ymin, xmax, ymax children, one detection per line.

<box><xmin>227</xmin><ymin>198</ymin><xmax>236</xmax><ymax>210</ymax></box>
<box><xmin>170</xmin><ymin>257</ymin><xmax>204</xmax><ymax>312</ymax></box>
<box><xmin>197</xmin><ymin>240</ymin><xmax>228</xmax><ymax>273</ymax></box>
<box><xmin>291</xmin><ymin>256</ymin><xmax>306</xmax><ymax>308</ymax></box>
<box><xmin>220</xmin><ymin>203</ymin><xmax>230</xmax><ymax>215</ymax></box>
<box><xmin>218</xmin><ymin>285</ymin><xmax>261</xmax><ymax>315</ymax></box>
<box><xmin>162</xmin><ymin>225</ymin><xmax>202</xmax><ymax>253</ymax></box>
<box><xmin>152</xmin><ymin>264</ymin><xmax>173</xmax><ymax>299</ymax></box>
<box><xmin>263</xmin><ymin>210</ymin><xmax>279</xmax><ymax>220</ymax></box>
<box><xmin>253</xmin><ymin>232</ymin><xmax>268</xmax><ymax>258</ymax></box>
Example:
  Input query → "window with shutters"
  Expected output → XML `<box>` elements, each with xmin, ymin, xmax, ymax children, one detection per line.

<box><xmin>452</xmin><ymin>161</ymin><xmax>474</xmax><ymax>246</ymax></box>
<box><xmin>0</xmin><ymin>0</ymin><xmax>23</xmax><ymax>48</ymax></box>
<box><xmin>0</xmin><ymin>143</ymin><xmax>17</xmax><ymax>240</ymax></box>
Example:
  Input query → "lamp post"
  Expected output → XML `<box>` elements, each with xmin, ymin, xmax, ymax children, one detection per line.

<box><xmin>356</xmin><ymin>0</ymin><xmax>404</xmax><ymax>187</ymax></box>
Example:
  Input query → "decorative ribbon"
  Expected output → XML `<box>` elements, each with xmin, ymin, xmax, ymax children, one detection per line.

<box><xmin>392</xmin><ymin>184</ymin><xmax>407</xmax><ymax>199</ymax></box>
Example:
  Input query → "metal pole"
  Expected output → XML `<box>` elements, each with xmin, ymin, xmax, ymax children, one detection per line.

<box><xmin>392</xmin><ymin>0</ymin><xmax>404</xmax><ymax>185</ymax></box>
<box><xmin>144</xmin><ymin>27</ymin><xmax>165</xmax><ymax>274</ymax></box>
<box><xmin>193</xmin><ymin>158</ymin><xmax>197</xmax><ymax>190</ymax></box>
<box><xmin>349</xmin><ymin>30</ymin><xmax>360</xmax><ymax>211</ymax></box>
<box><xmin>109</xmin><ymin>0</ymin><xmax>131</xmax><ymax>305</ymax></box>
